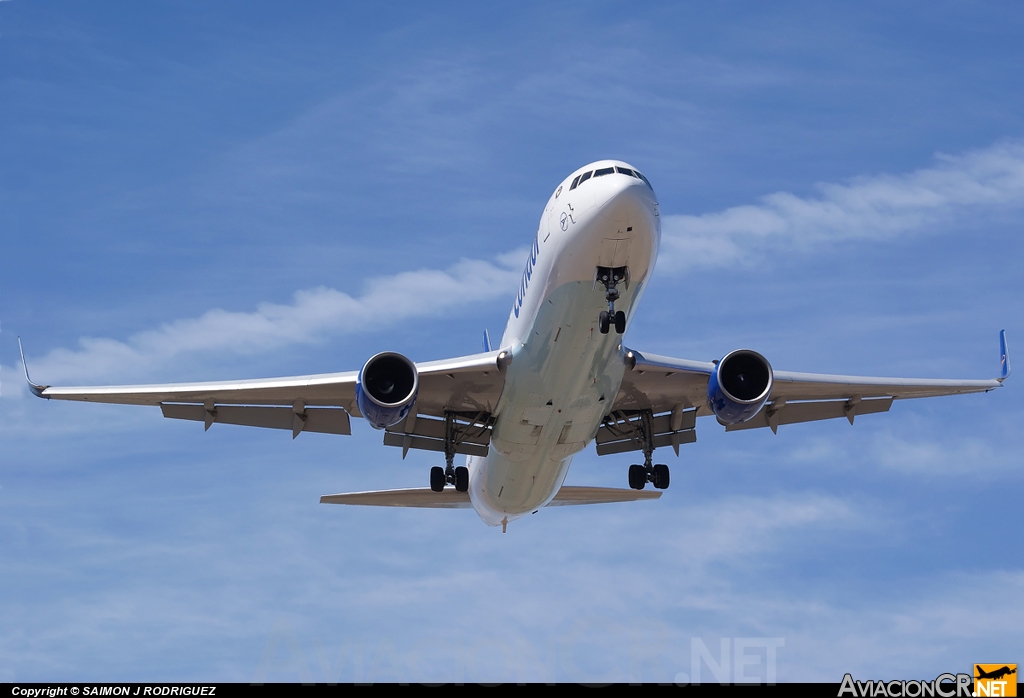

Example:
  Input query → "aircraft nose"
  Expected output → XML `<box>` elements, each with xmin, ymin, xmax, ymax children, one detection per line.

<box><xmin>600</xmin><ymin>177</ymin><xmax>651</xmax><ymax>231</ymax></box>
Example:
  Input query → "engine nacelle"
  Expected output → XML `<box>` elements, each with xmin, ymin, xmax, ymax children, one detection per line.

<box><xmin>356</xmin><ymin>352</ymin><xmax>419</xmax><ymax>430</ymax></box>
<box><xmin>707</xmin><ymin>349</ymin><xmax>773</xmax><ymax>425</ymax></box>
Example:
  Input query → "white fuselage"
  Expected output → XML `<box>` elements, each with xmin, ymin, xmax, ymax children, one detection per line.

<box><xmin>467</xmin><ymin>161</ymin><xmax>661</xmax><ymax>526</ymax></box>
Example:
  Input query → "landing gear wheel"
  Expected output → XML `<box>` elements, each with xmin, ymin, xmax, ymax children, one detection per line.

<box><xmin>430</xmin><ymin>466</ymin><xmax>446</xmax><ymax>492</ymax></box>
<box><xmin>614</xmin><ymin>310</ymin><xmax>626</xmax><ymax>334</ymax></box>
<box><xmin>652</xmin><ymin>463</ymin><xmax>670</xmax><ymax>490</ymax></box>
<box><xmin>454</xmin><ymin>466</ymin><xmax>469</xmax><ymax>492</ymax></box>
<box><xmin>628</xmin><ymin>464</ymin><xmax>647</xmax><ymax>490</ymax></box>
<box><xmin>599</xmin><ymin>311</ymin><xmax>610</xmax><ymax>335</ymax></box>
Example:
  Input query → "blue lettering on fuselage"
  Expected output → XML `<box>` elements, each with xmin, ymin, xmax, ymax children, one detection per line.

<box><xmin>513</xmin><ymin>237</ymin><xmax>540</xmax><ymax>318</ymax></box>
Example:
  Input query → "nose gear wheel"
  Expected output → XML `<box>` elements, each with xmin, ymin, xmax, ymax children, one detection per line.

<box><xmin>595</xmin><ymin>266</ymin><xmax>629</xmax><ymax>335</ymax></box>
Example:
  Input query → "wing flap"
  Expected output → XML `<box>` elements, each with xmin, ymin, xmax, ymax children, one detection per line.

<box><xmin>725</xmin><ymin>397</ymin><xmax>893</xmax><ymax>432</ymax></box>
<box><xmin>381</xmin><ymin>432</ymin><xmax>488</xmax><ymax>457</ymax></box>
<box><xmin>596</xmin><ymin>430</ymin><xmax>696</xmax><ymax>455</ymax></box>
<box><xmin>161</xmin><ymin>403</ymin><xmax>351</xmax><ymax>436</ymax></box>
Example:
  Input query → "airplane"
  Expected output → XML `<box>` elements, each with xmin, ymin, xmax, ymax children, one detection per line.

<box><xmin>975</xmin><ymin>666</ymin><xmax>1016</xmax><ymax>681</ymax></box>
<box><xmin>19</xmin><ymin>160</ymin><xmax>1011</xmax><ymax>532</ymax></box>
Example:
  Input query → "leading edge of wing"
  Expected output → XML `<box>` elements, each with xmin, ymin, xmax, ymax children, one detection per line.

<box><xmin>319</xmin><ymin>486</ymin><xmax>661</xmax><ymax>508</ymax></box>
<box><xmin>31</xmin><ymin>370</ymin><xmax>360</xmax><ymax>406</ymax></box>
<box><xmin>626</xmin><ymin>350</ymin><xmax>716</xmax><ymax>375</ymax></box>
<box><xmin>771</xmin><ymin>370</ymin><xmax>1003</xmax><ymax>400</ymax></box>
<box><xmin>22</xmin><ymin>344</ymin><xmax>509</xmax><ymax>408</ymax></box>
<box><xmin>622</xmin><ymin>331</ymin><xmax>1007</xmax><ymax>406</ymax></box>
<box><xmin>772</xmin><ymin>330</ymin><xmax>1009</xmax><ymax>400</ymax></box>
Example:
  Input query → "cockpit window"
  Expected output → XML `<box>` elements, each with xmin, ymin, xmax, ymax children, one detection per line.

<box><xmin>570</xmin><ymin>166</ymin><xmax>653</xmax><ymax>192</ymax></box>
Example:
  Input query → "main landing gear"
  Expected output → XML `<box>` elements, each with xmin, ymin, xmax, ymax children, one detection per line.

<box><xmin>596</xmin><ymin>266</ymin><xmax>628</xmax><ymax>335</ymax></box>
<box><xmin>628</xmin><ymin>462</ymin><xmax>670</xmax><ymax>490</ymax></box>
<box><xmin>626</xmin><ymin>409</ymin><xmax>670</xmax><ymax>491</ymax></box>
<box><xmin>429</xmin><ymin>411</ymin><xmax>470</xmax><ymax>493</ymax></box>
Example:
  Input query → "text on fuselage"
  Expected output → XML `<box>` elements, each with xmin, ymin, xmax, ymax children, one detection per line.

<box><xmin>513</xmin><ymin>236</ymin><xmax>540</xmax><ymax>319</ymax></box>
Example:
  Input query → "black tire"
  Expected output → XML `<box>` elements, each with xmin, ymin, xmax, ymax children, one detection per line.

<box><xmin>430</xmin><ymin>466</ymin><xmax>446</xmax><ymax>492</ymax></box>
<box><xmin>614</xmin><ymin>310</ymin><xmax>626</xmax><ymax>334</ymax></box>
<box><xmin>598</xmin><ymin>310</ymin><xmax>610</xmax><ymax>334</ymax></box>
<box><xmin>628</xmin><ymin>464</ymin><xmax>646</xmax><ymax>490</ymax></box>
<box><xmin>652</xmin><ymin>463</ymin><xmax>670</xmax><ymax>490</ymax></box>
<box><xmin>455</xmin><ymin>466</ymin><xmax>469</xmax><ymax>492</ymax></box>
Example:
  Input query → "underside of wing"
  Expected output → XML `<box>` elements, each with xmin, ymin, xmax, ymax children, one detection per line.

<box><xmin>21</xmin><ymin>339</ymin><xmax>508</xmax><ymax>443</ymax></box>
<box><xmin>612</xmin><ymin>335</ymin><xmax>1007</xmax><ymax>439</ymax></box>
<box><xmin>319</xmin><ymin>486</ymin><xmax>661</xmax><ymax>508</ymax></box>
<box><xmin>769</xmin><ymin>370</ymin><xmax>1002</xmax><ymax>401</ymax></box>
<box><xmin>612</xmin><ymin>351</ymin><xmax>713</xmax><ymax>414</ymax></box>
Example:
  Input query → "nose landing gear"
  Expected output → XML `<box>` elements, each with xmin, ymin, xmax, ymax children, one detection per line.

<box><xmin>596</xmin><ymin>266</ymin><xmax>628</xmax><ymax>334</ymax></box>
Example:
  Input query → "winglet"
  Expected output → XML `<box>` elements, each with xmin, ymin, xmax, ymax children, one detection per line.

<box><xmin>998</xmin><ymin>329</ymin><xmax>1010</xmax><ymax>382</ymax></box>
<box><xmin>17</xmin><ymin>337</ymin><xmax>49</xmax><ymax>398</ymax></box>
<box><xmin>482</xmin><ymin>329</ymin><xmax>492</xmax><ymax>353</ymax></box>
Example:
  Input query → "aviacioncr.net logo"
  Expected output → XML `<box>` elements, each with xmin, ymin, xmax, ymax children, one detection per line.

<box><xmin>839</xmin><ymin>673</ymin><xmax>973</xmax><ymax>697</ymax></box>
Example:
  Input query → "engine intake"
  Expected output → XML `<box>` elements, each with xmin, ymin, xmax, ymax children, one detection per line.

<box><xmin>356</xmin><ymin>352</ymin><xmax>419</xmax><ymax>429</ymax></box>
<box><xmin>707</xmin><ymin>349</ymin><xmax>773</xmax><ymax>425</ymax></box>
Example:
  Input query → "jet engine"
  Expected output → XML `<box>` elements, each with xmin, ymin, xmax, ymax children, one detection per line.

<box><xmin>355</xmin><ymin>352</ymin><xmax>419</xmax><ymax>429</ymax></box>
<box><xmin>707</xmin><ymin>349</ymin><xmax>773</xmax><ymax>425</ymax></box>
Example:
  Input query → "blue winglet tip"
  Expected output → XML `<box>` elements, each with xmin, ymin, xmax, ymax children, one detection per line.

<box><xmin>482</xmin><ymin>329</ymin><xmax>492</xmax><ymax>353</ymax></box>
<box><xmin>998</xmin><ymin>329</ymin><xmax>1010</xmax><ymax>382</ymax></box>
<box><xmin>17</xmin><ymin>336</ymin><xmax>49</xmax><ymax>398</ymax></box>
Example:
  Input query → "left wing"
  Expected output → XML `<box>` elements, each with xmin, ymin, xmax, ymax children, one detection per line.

<box><xmin>606</xmin><ymin>332</ymin><xmax>1007</xmax><ymax>448</ymax></box>
<box><xmin>20</xmin><ymin>340</ymin><xmax>508</xmax><ymax>445</ymax></box>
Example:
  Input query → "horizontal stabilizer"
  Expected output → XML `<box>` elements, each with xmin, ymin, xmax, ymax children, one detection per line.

<box><xmin>545</xmin><ymin>486</ymin><xmax>662</xmax><ymax>506</ymax></box>
<box><xmin>320</xmin><ymin>485</ymin><xmax>662</xmax><ymax>508</ymax></box>
<box><xmin>320</xmin><ymin>488</ymin><xmax>472</xmax><ymax>508</ymax></box>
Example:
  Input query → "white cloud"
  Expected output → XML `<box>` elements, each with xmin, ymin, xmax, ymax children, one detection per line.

<box><xmin>5</xmin><ymin>254</ymin><xmax>522</xmax><ymax>392</ymax></box>
<box><xmin>783</xmin><ymin>423</ymin><xmax>1022</xmax><ymax>479</ymax></box>
<box><xmin>661</xmin><ymin>139</ymin><xmax>1024</xmax><ymax>269</ymax></box>
<box><xmin>662</xmin><ymin>493</ymin><xmax>864</xmax><ymax>571</ymax></box>
<box><xmin>9</xmin><ymin>140</ymin><xmax>1024</xmax><ymax>395</ymax></box>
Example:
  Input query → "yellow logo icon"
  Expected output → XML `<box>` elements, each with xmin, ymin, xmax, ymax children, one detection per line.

<box><xmin>974</xmin><ymin>664</ymin><xmax>1017</xmax><ymax>697</ymax></box>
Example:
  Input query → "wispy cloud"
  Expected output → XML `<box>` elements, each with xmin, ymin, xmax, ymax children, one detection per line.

<box><xmin>6</xmin><ymin>254</ymin><xmax>522</xmax><ymax>391</ymax></box>
<box><xmin>661</xmin><ymin>139</ymin><xmax>1024</xmax><ymax>269</ymax></box>
<box><xmin>10</xmin><ymin>140</ymin><xmax>1023</xmax><ymax>393</ymax></box>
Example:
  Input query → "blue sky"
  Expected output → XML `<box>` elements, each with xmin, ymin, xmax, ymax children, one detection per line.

<box><xmin>1</xmin><ymin>1</ymin><xmax>1022</xmax><ymax>683</ymax></box>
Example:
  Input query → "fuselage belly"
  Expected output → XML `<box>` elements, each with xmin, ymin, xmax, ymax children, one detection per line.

<box><xmin>468</xmin><ymin>162</ymin><xmax>661</xmax><ymax>526</ymax></box>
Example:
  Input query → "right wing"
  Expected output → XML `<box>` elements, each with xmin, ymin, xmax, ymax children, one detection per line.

<box><xmin>20</xmin><ymin>339</ymin><xmax>508</xmax><ymax>446</ymax></box>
